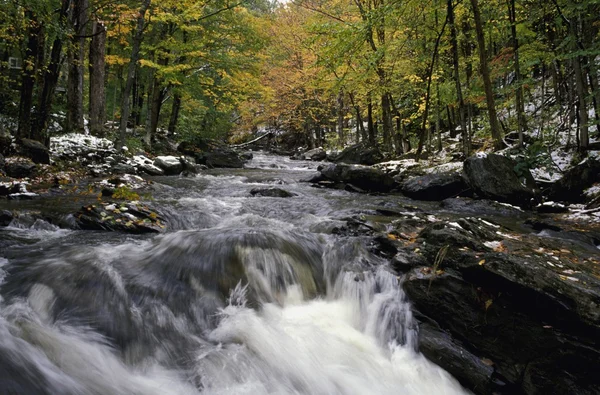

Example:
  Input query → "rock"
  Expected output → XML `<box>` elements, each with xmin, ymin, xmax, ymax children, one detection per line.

<box><xmin>19</xmin><ymin>138</ymin><xmax>50</xmax><ymax>164</ymax></box>
<box><xmin>320</xmin><ymin>163</ymin><xmax>396</xmax><ymax>192</ymax></box>
<box><xmin>303</xmin><ymin>147</ymin><xmax>327</xmax><ymax>161</ymax></box>
<box><xmin>300</xmin><ymin>172</ymin><xmax>326</xmax><ymax>183</ymax></box>
<box><xmin>178</xmin><ymin>139</ymin><xmax>246</xmax><ymax>168</ymax></box>
<box><xmin>440</xmin><ymin>197</ymin><xmax>525</xmax><ymax>217</ymax></box>
<box><xmin>239</xmin><ymin>152</ymin><xmax>254</xmax><ymax>161</ymax></box>
<box><xmin>250</xmin><ymin>188</ymin><xmax>297</xmax><ymax>198</ymax></box>
<box><xmin>75</xmin><ymin>202</ymin><xmax>166</xmax><ymax>233</ymax></box>
<box><xmin>111</xmin><ymin>163</ymin><xmax>136</xmax><ymax>175</ymax></box>
<box><xmin>0</xmin><ymin>153</ymin><xmax>5</xmax><ymax>170</ymax></box>
<box><xmin>417</xmin><ymin>320</ymin><xmax>497</xmax><ymax>394</ymax></box>
<box><xmin>401</xmin><ymin>172</ymin><xmax>466</xmax><ymax>201</ymax></box>
<box><xmin>401</xmin><ymin>217</ymin><xmax>600</xmax><ymax>394</ymax></box>
<box><xmin>463</xmin><ymin>154</ymin><xmax>537</xmax><ymax>207</ymax></box>
<box><xmin>391</xmin><ymin>248</ymin><xmax>428</xmax><ymax>273</ymax></box>
<box><xmin>0</xmin><ymin>210</ymin><xmax>13</xmax><ymax>226</ymax></box>
<box><xmin>329</xmin><ymin>143</ymin><xmax>383</xmax><ymax>165</ymax></box>
<box><xmin>548</xmin><ymin>158</ymin><xmax>600</xmax><ymax>203</ymax></box>
<box><xmin>0</xmin><ymin>130</ymin><xmax>12</xmax><ymax>155</ymax></box>
<box><xmin>139</xmin><ymin>163</ymin><xmax>164</xmax><ymax>176</ymax></box>
<box><xmin>536</xmin><ymin>201</ymin><xmax>569</xmax><ymax>213</ymax></box>
<box><xmin>179</xmin><ymin>156</ymin><xmax>202</xmax><ymax>175</ymax></box>
<box><xmin>154</xmin><ymin>156</ymin><xmax>183</xmax><ymax>175</ymax></box>
<box><xmin>5</xmin><ymin>159</ymin><xmax>36</xmax><ymax>179</ymax></box>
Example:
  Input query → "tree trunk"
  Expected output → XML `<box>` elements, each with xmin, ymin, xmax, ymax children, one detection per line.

<box><xmin>168</xmin><ymin>92</ymin><xmax>182</xmax><ymax>135</ymax></box>
<box><xmin>337</xmin><ymin>91</ymin><xmax>345</xmax><ymax>144</ymax></box>
<box><xmin>367</xmin><ymin>96</ymin><xmax>375</xmax><ymax>144</ymax></box>
<box><xmin>118</xmin><ymin>0</ymin><xmax>152</xmax><ymax>150</ymax></box>
<box><xmin>18</xmin><ymin>12</ymin><xmax>43</xmax><ymax>139</ymax></box>
<box><xmin>381</xmin><ymin>92</ymin><xmax>393</xmax><ymax>151</ymax></box>
<box><xmin>448</xmin><ymin>0</ymin><xmax>469</xmax><ymax>156</ymax></box>
<box><xmin>470</xmin><ymin>0</ymin><xmax>502</xmax><ymax>150</ymax></box>
<box><xmin>508</xmin><ymin>0</ymin><xmax>526</xmax><ymax>147</ymax></box>
<box><xmin>32</xmin><ymin>0</ymin><xmax>71</xmax><ymax>143</ymax></box>
<box><xmin>66</xmin><ymin>0</ymin><xmax>88</xmax><ymax>134</ymax></box>
<box><xmin>89</xmin><ymin>20</ymin><xmax>106</xmax><ymax>136</ymax></box>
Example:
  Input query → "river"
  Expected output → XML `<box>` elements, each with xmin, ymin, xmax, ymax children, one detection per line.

<box><xmin>0</xmin><ymin>153</ymin><xmax>467</xmax><ymax>394</ymax></box>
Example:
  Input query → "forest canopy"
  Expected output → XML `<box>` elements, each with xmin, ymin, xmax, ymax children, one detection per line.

<box><xmin>0</xmin><ymin>0</ymin><xmax>598</xmax><ymax>156</ymax></box>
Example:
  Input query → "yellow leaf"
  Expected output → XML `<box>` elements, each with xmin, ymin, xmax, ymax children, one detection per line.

<box><xmin>478</xmin><ymin>259</ymin><xmax>486</xmax><ymax>266</ymax></box>
<box><xmin>484</xmin><ymin>299</ymin><xmax>493</xmax><ymax>310</ymax></box>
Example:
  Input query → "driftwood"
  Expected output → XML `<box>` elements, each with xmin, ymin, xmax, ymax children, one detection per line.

<box><xmin>231</xmin><ymin>132</ymin><xmax>273</xmax><ymax>149</ymax></box>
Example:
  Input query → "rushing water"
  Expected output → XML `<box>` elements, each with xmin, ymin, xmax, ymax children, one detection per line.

<box><xmin>0</xmin><ymin>153</ymin><xmax>467</xmax><ymax>394</ymax></box>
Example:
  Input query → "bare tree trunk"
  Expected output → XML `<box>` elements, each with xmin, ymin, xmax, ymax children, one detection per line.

<box><xmin>508</xmin><ymin>0</ymin><xmax>526</xmax><ymax>147</ymax></box>
<box><xmin>337</xmin><ymin>91</ymin><xmax>345</xmax><ymax>144</ymax></box>
<box><xmin>470</xmin><ymin>0</ymin><xmax>502</xmax><ymax>149</ymax></box>
<box><xmin>18</xmin><ymin>11</ymin><xmax>44</xmax><ymax>139</ymax></box>
<box><xmin>367</xmin><ymin>95</ymin><xmax>375</xmax><ymax>144</ymax></box>
<box><xmin>119</xmin><ymin>0</ymin><xmax>152</xmax><ymax>151</ymax></box>
<box><xmin>168</xmin><ymin>92</ymin><xmax>181</xmax><ymax>135</ymax></box>
<box><xmin>381</xmin><ymin>92</ymin><xmax>393</xmax><ymax>150</ymax></box>
<box><xmin>66</xmin><ymin>0</ymin><xmax>88</xmax><ymax>134</ymax></box>
<box><xmin>33</xmin><ymin>0</ymin><xmax>71</xmax><ymax>144</ymax></box>
<box><xmin>448</xmin><ymin>0</ymin><xmax>469</xmax><ymax>156</ymax></box>
<box><xmin>89</xmin><ymin>20</ymin><xmax>106</xmax><ymax>136</ymax></box>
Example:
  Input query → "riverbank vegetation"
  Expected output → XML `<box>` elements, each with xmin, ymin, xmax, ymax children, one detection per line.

<box><xmin>0</xmin><ymin>0</ymin><xmax>598</xmax><ymax>160</ymax></box>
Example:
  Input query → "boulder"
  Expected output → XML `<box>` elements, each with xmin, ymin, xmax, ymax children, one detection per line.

<box><xmin>401</xmin><ymin>172</ymin><xmax>465</xmax><ymax>201</ymax></box>
<box><xmin>111</xmin><ymin>163</ymin><xmax>136</xmax><ymax>175</ymax></box>
<box><xmin>319</xmin><ymin>163</ymin><xmax>395</xmax><ymax>192</ymax></box>
<box><xmin>0</xmin><ymin>210</ymin><xmax>13</xmax><ymax>226</ymax></box>
<box><xmin>138</xmin><ymin>163</ymin><xmax>164</xmax><ymax>176</ymax></box>
<box><xmin>463</xmin><ymin>154</ymin><xmax>537</xmax><ymax>207</ymax></box>
<box><xmin>239</xmin><ymin>152</ymin><xmax>254</xmax><ymax>161</ymax></box>
<box><xmin>179</xmin><ymin>156</ymin><xmax>202</xmax><ymax>175</ymax></box>
<box><xmin>75</xmin><ymin>202</ymin><xmax>166</xmax><ymax>233</ymax></box>
<box><xmin>548</xmin><ymin>158</ymin><xmax>600</xmax><ymax>203</ymax></box>
<box><xmin>5</xmin><ymin>159</ymin><xmax>36</xmax><ymax>179</ymax></box>
<box><xmin>178</xmin><ymin>139</ymin><xmax>246</xmax><ymax>168</ymax></box>
<box><xmin>0</xmin><ymin>130</ymin><xmax>12</xmax><ymax>155</ymax></box>
<box><xmin>303</xmin><ymin>147</ymin><xmax>327</xmax><ymax>161</ymax></box>
<box><xmin>401</xmin><ymin>217</ymin><xmax>600</xmax><ymax>394</ymax></box>
<box><xmin>250</xmin><ymin>188</ymin><xmax>297</xmax><ymax>198</ymax></box>
<box><xmin>154</xmin><ymin>156</ymin><xmax>183</xmax><ymax>175</ymax></box>
<box><xmin>19</xmin><ymin>138</ymin><xmax>50</xmax><ymax>164</ymax></box>
<box><xmin>329</xmin><ymin>143</ymin><xmax>383</xmax><ymax>166</ymax></box>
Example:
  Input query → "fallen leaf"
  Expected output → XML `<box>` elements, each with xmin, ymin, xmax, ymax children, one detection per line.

<box><xmin>478</xmin><ymin>259</ymin><xmax>486</xmax><ymax>266</ymax></box>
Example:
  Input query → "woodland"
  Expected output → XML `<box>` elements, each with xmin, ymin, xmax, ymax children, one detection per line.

<box><xmin>0</xmin><ymin>0</ymin><xmax>598</xmax><ymax>159</ymax></box>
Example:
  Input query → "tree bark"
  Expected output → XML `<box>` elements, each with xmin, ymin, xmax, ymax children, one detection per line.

<box><xmin>32</xmin><ymin>0</ymin><xmax>71</xmax><ymax>144</ymax></box>
<box><xmin>66</xmin><ymin>0</ymin><xmax>88</xmax><ymax>134</ymax></box>
<box><xmin>470</xmin><ymin>0</ymin><xmax>503</xmax><ymax>150</ymax></box>
<box><xmin>118</xmin><ymin>0</ymin><xmax>152</xmax><ymax>150</ymax></box>
<box><xmin>18</xmin><ymin>11</ymin><xmax>43</xmax><ymax>139</ymax></box>
<box><xmin>367</xmin><ymin>96</ymin><xmax>375</xmax><ymax>145</ymax></box>
<box><xmin>168</xmin><ymin>92</ymin><xmax>181</xmax><ymax>135</ymax></box>
<box><xmin>448</xmin><ymin>0</ymin><xmax>469</xmax><ymax>156</ymax></box>
<box><xmin>337</xmin><ymin>90</ymin><xmax>345</xmax><ymax>144</ymax></box>
<box><xmin>89</xmin><ymin>20</ymin><xmax>106</xmax><ymax>136</ymax></box>
<box><xmin>508</xmin><ymin>0</ymin><xmax>526</xmax><ymax>147</ymax></box>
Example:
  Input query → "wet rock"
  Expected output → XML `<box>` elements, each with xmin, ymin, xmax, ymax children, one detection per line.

<box><xmin>0</xmin><ymin>130</ymin><xmax>13</xmax><ymax>155</ymax></box>
<box><xmin>19</xmin><ymin>138</ymin><xmax>50</xmax><ymax>164</ymax></box>
<box><xmin>154</xmin><ymin>156</ymin><xmax>183</xmax><ymax>175</ymax></box>
<box><xmin>401</xmin><ymin>172</ymin><xmax>465</xmax><ymax>201</ymax></box>
<box><xmin>0</xmin><ymin>210</ymin><xmax>12</xmax><ymax>226</ymax></box>
<box><xmin>329</xmin><ymin>143</ymin><xmax>383</xmax><ymax>165</ymax></box>
<box><xmin>250</xmin><ymin>188</ymin><xmax>297</xmax><ymax>198</ymax></box>
<box><xmin>111</xmin><ymin>163</ymin><xmax>136</xmax><ymax>175</ymax></box>
<box><xmin>391</xmin><ymin>248</ymin><xmax>428</xmax><ymax>273</ymax></box>
<box><xmin>75</xmin><ymin>202</ymin><xmax>166</xmax><ymax>233</ymax></box>
<box><xmin>463</xmin><ymin>154</ymin><xmax>537</xmax><ymax>207</ymax></box>
<box><xmin>239</xmin><ymin>152</ymin><xmax>254</xmax><ymax>161</ymax></box>
<box><xmin>0</xmin><ymin>153</ymin><xmax>5</xmax><ymax>171</ymax></box>
<box><xmin>440</xmin><ymin>197</ymin><xmax>525</xmax><ymax>217</ymax></box>
<box><xmin>300</xmin><ymin>172</ymin><xmax>326</xmax><ymax>183</ymax></box>
<box><xmin>179</xmin><ymin>156</ymin><xmax>202</xmax><ymax>175</ymax></box>
<box><xmin>535</xmin><ymin>201</ymin><xmax>568</xmax><ymax>213</ymax></box>
<box><xmin>178</xmin><ymin>139</ymin><xmax>246</xmax><ymax>168</ymax></box>
<box><xmin>402</xmin><ymin>217</ymin><xmax>600</xmax><ymax>394</ymax></box>
<box><xmin>320</xmin><ymin>163</ymin><xmax>396</xmax><ymax>192</ymax></box>
<box><xmin>4</xmin><ymin>158</ymin><xmax>36</xmax><ymax>179</ymax></box>
<box><xmin>417</xmin><ymin>320</ymin><xmax>498</xmax><ymax>394</ymax></box>
<box><xmin>302</xmin><ymin>147</ymin><xmax>327</xmax><ymax>161</ymax></box>
<box><xmin>548</xmin><ymin>158</ymin><xmax>600</xmax><ymax>203</ymax></box>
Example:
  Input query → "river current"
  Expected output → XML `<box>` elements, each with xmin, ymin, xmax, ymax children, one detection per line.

<box><xmin>0</xmin><ymin>153</ymin><xmax>467</xmax><ymax>394</ymax></box>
